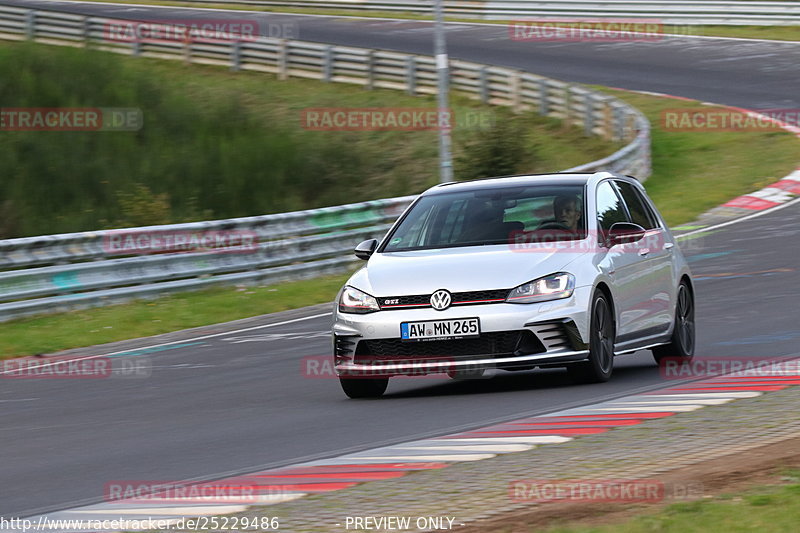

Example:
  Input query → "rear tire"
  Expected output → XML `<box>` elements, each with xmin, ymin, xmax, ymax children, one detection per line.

<box><xmin>568</xmin><ymin>291</ymin><xmax>615</xmax><ymax>383</ymax></box>
<box><xmin>652</xmin><ymin>281</ymin><xmax>695</xmax><ymax>364</ymax></box>
<box><xmin>339</xmin><ymin>377</ymin><xmax>389</xmax><ymax>399</ymax></box>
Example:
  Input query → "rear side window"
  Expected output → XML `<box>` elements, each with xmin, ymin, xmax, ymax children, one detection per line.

<box><xmin>615</xmin><ymin>181</ymin><xmax>658</xmax><ymax>230</ymax></box>
<box><xmin>595</xmin><ymin>181</ymin><xmax>628</xmax><ymax>232</ymax></box>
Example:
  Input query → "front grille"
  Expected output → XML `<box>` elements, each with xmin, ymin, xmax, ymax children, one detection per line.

<box><xmin>379</xmin><ymin>288</ymin><xmax>510</xmax><ymax>310</ymax></box>
<box><xmin>354</xmin><ymin>330</ymin><xmax>545</xmax><ymax>361</ymax></box>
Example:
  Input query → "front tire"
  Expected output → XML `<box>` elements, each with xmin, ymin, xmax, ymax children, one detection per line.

<box><xmin>339</xmin><ymin>377</ymin><xmax>389</xmax><ymax>399</ymax></box>
<box><xmin>652</xmin><ymin>281</ymin><xmax>695</xmax><ymax>364</ymax></box>
<box><xmin>568</xmin><ymin>291</ymin><xmax>615</xmax><ymax>383</ymax></box>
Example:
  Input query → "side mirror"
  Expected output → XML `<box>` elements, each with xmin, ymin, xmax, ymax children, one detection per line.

<box><xmin>607</xmin><ymin>222</ymin><xmax>646</xmax><ymax>247</ymax></box>
<box><xmin>354</xmin><ymin>239</ymin><xmax>378</xmax><ymax>260</ymax></box>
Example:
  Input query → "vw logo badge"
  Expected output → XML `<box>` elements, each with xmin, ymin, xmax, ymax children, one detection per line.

<box><xmin>430</xmin><ymin>289</ymin><xmax>452</xmax><ymax>311</ymax></box>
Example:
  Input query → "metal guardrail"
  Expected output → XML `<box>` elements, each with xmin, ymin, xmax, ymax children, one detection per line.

<box><xmin>178</xmin><ymin>0</ymin><xmax>800</xmax><ymax>26</ymax></box>
<box><xmin>0</xmin><ymin>4</ymin><xmax>650</xmax><ymax>322</ymax></box>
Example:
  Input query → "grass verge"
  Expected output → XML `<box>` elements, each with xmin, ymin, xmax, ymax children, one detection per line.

<box><xmin>0</xmin><ymin>41</ymin><xmax>614</xmax><ymax>237</ymax></box>
<box><xmin>73</xmin><ymin>0</ymin><xmax>800</xmax><ymax>42</ymax></box>
<box><xmin>0</xmin><ymin>273</ymin><xmax>351</xmax><ymax>358</ymax></box>
<box><xmin>599</xmin><ymin>88</ymin><xmax>800</xmax><ymax>227</ymax></box>
<box><xmin>539</xmin><ymin>470</ymin><xmax>800</xmax><ymax>533</ymax></box>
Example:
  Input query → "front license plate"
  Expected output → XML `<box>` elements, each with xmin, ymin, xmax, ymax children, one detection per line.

<box><xmin>400</xmin><ymin>318</ymin><xmax>480</xmax><ymax>342</ymax></box>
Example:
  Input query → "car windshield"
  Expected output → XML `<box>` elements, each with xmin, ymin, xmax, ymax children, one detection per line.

<box><xmin>382</xmin><ymin>184</ymin><xmax>586</xmax><ymax>252</ymax></box>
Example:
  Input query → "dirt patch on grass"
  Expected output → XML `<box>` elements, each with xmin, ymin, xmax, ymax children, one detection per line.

<box><xmin>461</xmin><ymin>433</ymin><xmax>800</xmax><ymax>533</ymax></box>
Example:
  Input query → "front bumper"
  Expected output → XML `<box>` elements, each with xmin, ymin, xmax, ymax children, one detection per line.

<box><xmin>332</xmin><ymin>286</ymin><xmax>592</xmax><ymax>377</ymax></box>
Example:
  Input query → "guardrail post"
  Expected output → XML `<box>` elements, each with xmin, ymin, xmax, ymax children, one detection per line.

<box><xmin>538</xmin><ymin>79</ymin><xmax>549</xmax><ymax>116</ymax></box>
<box><xmin>510</xmin><ymin>71</ymin><xmax>522</xmax><ymax>112</ymax></box>
<box><xmin>183</xmin><ymin>34</ymin><xmax>192</xmax><ymax>64</ymax></box>
<box><xmin>82</xmin><ymin>16</ymin><xmax>90</xmax><ymax>47</ymax></box>
<box><xmin>365</xmin><ymin>50</ymin><xmax>375</xmax><ymax>90</ymax></box>
<box><xmin>230</xmin><ymin>40</ymin><xmax>241</xmax><ymax>71</ymax></box>
<box><xmin>626</xmin><ymin>111</ymin><xmax>638</xmax><ymax>141</ymax></box>
<box><xmin>25</xmin><ymin>10</ymin><xmax>35</xmax><ymax>40</ymax></box>
<box><xmin>602</xmin><ymin>100</ymin><xmax>613</xmax><ymax>140</ymax></box>
<box><xmin>406</xmin><ymin>56</ymin><xmax>416</xmax><ymax>96</ymax></box>
<box><xmin>323</xmin><ymin>45</ymin><xmax>333</xmax><ymax>82</ymax></box>
<box><xmin>612</xmin><ymin>103</ymin><xmax>625</xmax><ymax>141</ymax></box>
<box><xmin>278</xmin><ymin>39</ymin><xmax>288</xmax><ymax>80</ymax></box>
<box><xmin>584</xmin><ymin>93</ymin><xmax>595</xmax><ymax>136</ymax></box>
<box><xmin>479</xmin><ymin>66</ymin><xmax>489</xmax><ymax>104</ymax></box>
<box><xmin>132</xmin><ymin>39</ymin><xmax>141</xmax><ymax>57</ymax></box>
<box><xmin>564</xmin><ymin>84</ymin><xmax>573</xmax><ymax>125</ymax></box>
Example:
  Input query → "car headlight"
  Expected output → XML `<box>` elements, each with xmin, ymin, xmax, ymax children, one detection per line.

<box><xmin>506</xmin><ymin>273</ymin><xmax>575</xmax><ymax>304</ymax></box>
<box><xmin>338</xmin><ymin>286</ymin><xmax>380</xmax><ymax>314</ymax></box>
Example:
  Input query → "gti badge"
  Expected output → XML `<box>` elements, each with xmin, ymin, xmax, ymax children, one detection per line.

<box><xmin>430</xmin><ymin>289</ymin><xmax>452</xmax><ymax>311</ymax></box>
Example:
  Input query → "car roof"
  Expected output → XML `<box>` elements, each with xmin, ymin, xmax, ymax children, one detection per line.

<box><xmin>421</xmin><ymin>172</ymin><xmax>616</xmax><ymax>196</ymax></box>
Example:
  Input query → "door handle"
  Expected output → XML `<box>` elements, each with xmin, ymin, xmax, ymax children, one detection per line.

<box><xmin>639</xmin><ymin>248</ymin><xmax>650</xmax><ymax>257</ymax></box>
<box><xmin>664</xmin><ymin>242</ymin><xmax>675</xmax><ymax>250</ymax></box>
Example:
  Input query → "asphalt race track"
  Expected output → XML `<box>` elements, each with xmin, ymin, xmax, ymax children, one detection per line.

<box><xmin>2</xmin><ymin>0</ymin><xmax>800</xmax><ymax>519</ymax></box>
<box><xmin>5</xmin><ymin>0</ymin><xmax>800</xmax><ymax>109</ymax></box>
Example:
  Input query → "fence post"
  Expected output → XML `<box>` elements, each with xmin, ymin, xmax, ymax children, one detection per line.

<box><xmin>479</xmin><ymin>66</ymin><xmax>489</xmax><ymax>104</ymax></box>
<box><xmin>231</xmin><ymin>40</ymin><xmax>241</xmax><ymax>71</ymax></box>
<box><xmin>323</xmin><ymin>45</ymin><xmax>333</xmax><ymax>82</ymax></box>
<box><xmin>365</xmin><ymin>50</ymin><xmax>375</xmax><ymax>90</ymax></box>
<box><xmin>406</xmin><ymin>56</ymin><xmax>416</xmax><ymax>96</ymax></box>
<box><xmin>183</xmin><ymin>33</ymin><xmax>192</xmax><ymax>64</ymax></box>
<box><xmin>602</xmin><ymin>99</ymin><xmax>613</xmax><ymax>140</ymax></box>
<box><xmin>564</xmin><ymin>84</ymin><xmax>573</xmax><ymax>126</ymax></box>
<box><xmin>82</xmin><ymin>16</ymin><xmax>90</xmax><ymax>47</ymax></box>
<box><xmin>626</xmin><ymin>111</ymin><xmax>638</xmax><ymax>141</ymax></box>
<box><xmin>584</xmin><ymin>93</ymin><xmax>595</xmax><ymax>136</ymax></box>
<box><xmin>510</xmin><ymin>71</ymin><xmax>522</xmax><ymax>112</ymax></box>
<box><xmin>25</xmin><ymin>10</ymin><xmax>35</xmax><ymax>40</ymax></box>
<box><xmin>278</xmin><ymin>39</ymin><xmax>288</xmax><ymax>80</ymax></box>
<box><xmin>538</xmin><ymin>79</ymin><xmax>549</xmax><ymax>116</ymax></box>
<box><xmin>612</xmin><ymin>103</ymin><xmax>625</xmax><ymax>141</ymax></box>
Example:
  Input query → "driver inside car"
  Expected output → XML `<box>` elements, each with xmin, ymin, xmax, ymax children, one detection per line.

<box><xmin>538</xmin><ymin>194</ymin><xmax>582</xmax><ymax>233</ymax></box>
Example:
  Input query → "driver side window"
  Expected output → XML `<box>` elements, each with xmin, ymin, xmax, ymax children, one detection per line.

<box><xmin>596</xmin><ymin>181</ymin><xmax>628</xmax><ymax>235</ymax></box>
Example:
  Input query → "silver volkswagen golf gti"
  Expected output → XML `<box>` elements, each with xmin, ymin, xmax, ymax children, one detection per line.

<box><xmin>332</xmin><ymin>172</ymin><xmax>695</xmax><ymax>398</ymax></box>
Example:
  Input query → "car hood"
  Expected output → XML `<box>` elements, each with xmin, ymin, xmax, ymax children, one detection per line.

<box><xmin>349</xmin><ymin>244</ymin><xmax>587</xmax><ymax>296</ymax></box>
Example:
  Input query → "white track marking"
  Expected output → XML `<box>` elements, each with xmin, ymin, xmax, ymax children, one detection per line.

<box><xmin>440</xmin><ymin>436</ymin><xmax>571</xmax><ymax>444</ymax></box>
<box><xmin>642</xmin><ymin>392</ymin><xmax>763</xmax><ymax>399</ymax></box>
<box><xmin>606</xmin><ymin>398</ymin><xmax>734</xmax><ymax>405</ymax></box>
<box><xmin>394</xmin><ymin>444</ymin><xmax>534</xmax><ymax>452</ymax></box>
<box><xmin>677</xmin><ymin>195</ymin><xmax>800</xmax><ymax>239</ymax></box>
<box><xmin>71</xmin><ymin>505</ymin><xmax>251</xmax><ymax>515</ymax></box>
<box><xmin>571</xmin><ymin>405</ymin><xmax>705</xmax><ymax>412</ymax></box>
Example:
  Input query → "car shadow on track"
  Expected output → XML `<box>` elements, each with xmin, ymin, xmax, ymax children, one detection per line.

<box><xmin>380</xmin><ymin>356</ymin><xmax>662</xmax><ymax>399</ymax></box>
